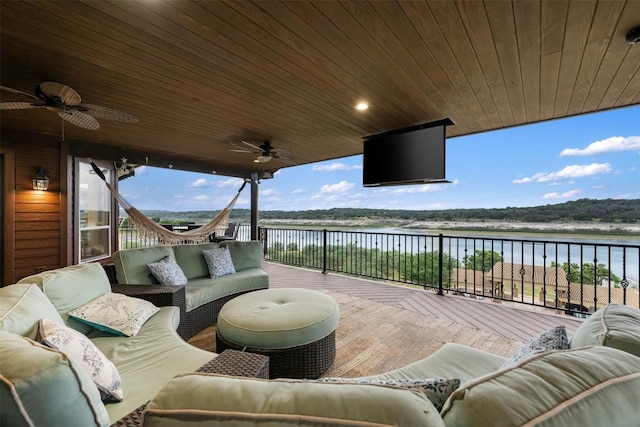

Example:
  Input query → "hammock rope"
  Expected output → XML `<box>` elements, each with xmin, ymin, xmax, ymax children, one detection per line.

<box><xmin>91</xmin><ymin>160</ymin><xmax>246</xmax><ymax>245</ymax></box>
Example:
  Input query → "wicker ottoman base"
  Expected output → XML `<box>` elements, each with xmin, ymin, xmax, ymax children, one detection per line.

<box><xmin>216</xmin><ymin>329</ymin><xmax>336</xmax><ymax>379</ymax></box>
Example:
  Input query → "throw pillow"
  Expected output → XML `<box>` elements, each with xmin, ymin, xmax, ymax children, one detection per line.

<box><xmin>500</xmin><ymin>325</ymin><xmax>569</xmax><ymax>368</ymax></box>
<box><xmin>68</xmin><ymin>292</ymin><xmax>160</xmax><ymax>337</ymax></box>
<box><xmin>37</xmin><ymin>319</ymin><xmax>123</xmax><ymax>403</ymax></box>
<box><xmin>317</xmin><ymin>377</ymin><xmax>461</xmax><ymax>411</ymax></box>
<box><xmin>202</xmin><ymin>247</ymin><xmax>236</xmax><ymax>279</ymax></box>
<box><xmin>147</xmin><ymin>256</ymin><xmax>188</xmax><ymax>286</ymax></box>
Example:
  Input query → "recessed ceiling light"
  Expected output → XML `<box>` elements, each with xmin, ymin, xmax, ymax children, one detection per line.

<box><xmin>355</xmin><ymin>102</ymin><xmax>369</xmax><ymax>111</ymax></box>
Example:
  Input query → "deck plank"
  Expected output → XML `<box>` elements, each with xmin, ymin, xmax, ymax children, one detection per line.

<box><xmin>264</xmin><ymin>262</ymin><xmax>583</xmax><ymax>343</ymax></box>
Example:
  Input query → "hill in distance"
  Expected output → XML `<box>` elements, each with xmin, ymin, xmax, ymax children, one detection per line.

<box><xmin>139</xmin><ymin>198</ymin><xmax>639</xmax><ymax>225</ymax></box>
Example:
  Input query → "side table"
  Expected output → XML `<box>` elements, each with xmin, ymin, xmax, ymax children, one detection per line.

<box><xmin>196</xmin><ymin>349</ymin><xmax>269</xmax><ymax>378</ymax></box>
<box><xmin>111</xmin><ymin>350</ymin><xmax>269</xmax><ymax>427</ymax></box>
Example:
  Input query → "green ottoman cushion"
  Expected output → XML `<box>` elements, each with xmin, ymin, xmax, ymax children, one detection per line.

<box><xmin>217</xmin><ymin>288</ymin><xmax>340</xmax><ymax>350</ymax></box>
<box><xmin>569</xmin><ymin>304</ymin><xmax>640</xmax><ymax>357</ymax></box>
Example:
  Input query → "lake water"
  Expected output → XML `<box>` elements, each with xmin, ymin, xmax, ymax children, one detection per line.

<box><xmin>260</xmin><ymin>226</ymin><xmax>640</xmax><ymax>284</ymax></box>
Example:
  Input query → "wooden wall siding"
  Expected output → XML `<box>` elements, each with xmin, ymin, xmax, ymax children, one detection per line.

<box><xmin>1</xmin><ymin>132</ymin><xmax>64</xmax><ymax>284</ymax></box>
<box><xmin>1</xmin><ymin>1</ymin><xmax>638</xmax><ymax>178</ymax></box>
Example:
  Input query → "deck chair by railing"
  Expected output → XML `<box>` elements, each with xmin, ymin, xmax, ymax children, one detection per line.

<box><xmin>212</xmin><ymin>222</ymin><xmax>238</xmax><ymax>243</ymax></box>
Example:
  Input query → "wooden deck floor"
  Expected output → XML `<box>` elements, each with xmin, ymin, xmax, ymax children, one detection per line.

<box><xmin>264</xmin><ymin>262</ymin><xmax>584</xmax><ymax>343</ymax></box>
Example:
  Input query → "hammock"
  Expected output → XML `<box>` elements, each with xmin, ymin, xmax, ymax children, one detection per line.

<box><xmin>91</xmin><ymin>161</ymin><xmax>246</xmax><ymax>245</ymax></box>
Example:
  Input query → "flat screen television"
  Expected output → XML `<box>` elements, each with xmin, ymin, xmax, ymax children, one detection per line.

<box><xmin>362</xmin><ymin>118</ymin><xmax>453</xmax><ymax>187</ymax></box>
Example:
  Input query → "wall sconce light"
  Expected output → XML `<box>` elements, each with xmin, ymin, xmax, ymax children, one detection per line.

<box><xmin>32</xmin><ymin>166</ymin><xmax>50</xmax><ymax>191</ymax></box>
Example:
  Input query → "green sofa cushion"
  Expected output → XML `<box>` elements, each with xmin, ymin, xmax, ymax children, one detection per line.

<box><xmin>221</xmin><ymin>240</ymin><xmax>263</xmax><ymax>271</ymax></box>
<box><xmin>91</xmin><ymin>306</ymin><xmax>214</xmax><ymax>423</ymax></box>
<box><xmin>365</xmin><ymin>342</ymin><xmax>506</xmax><ymax>384</ymax></box>
<box><xmin>17</xmin><ymin>263</ymin><xmax>112</xmax><ymax>334</ymax></box>
<box><xmin>185</xmin><ymin>269</ymin><xmax>269</xmax><ymax>312</ymax></box>
<box><xmin>0</xmin><ymin>331</ymin><xmax>110</xmax><ymax>427</ymax></box>
<box><xmin>569</xmin><ymin>304</ymin><xmax>640</xmax><ymax>357</ymax></box>
<box><xmin>441</xmin><ymin>345</ymin><xmax>640</xmax><ymax>427</ymax></box>
<box><xmin>0</xmin><ymin>283</ymin><xmax>64</xmax><ymax>340</ymax></box>
<box><xmin>144</xmin><ymin>374</ymin><xmax>445</xmax><ymax>427</ymax></box>
<box><xmin>173</xmin><ymin>243</ymin><xmax>219</xmax><ymax>279</ymax></box>
<box><xmin>112</xmin><ymin>246</ymin><xmax>174</xmax><ymax>284</ymax></box>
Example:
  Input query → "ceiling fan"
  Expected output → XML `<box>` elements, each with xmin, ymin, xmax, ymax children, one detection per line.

<box><xmin>230</xmin><ymin>140</ymin><xmax>296</xmax><ymax>164</ymax></box>
<box><xmin>0</xmin><ymin>81</ymin><xmax>138</xmax><ymax>130</ymax></box>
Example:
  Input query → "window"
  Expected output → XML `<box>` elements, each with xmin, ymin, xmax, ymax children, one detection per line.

<box><xmin>77</xmin><ymin>159</ymin><xmax>113</xmax><ymax>263</ymax></box>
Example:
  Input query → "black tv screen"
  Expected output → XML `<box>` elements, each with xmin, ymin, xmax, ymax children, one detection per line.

<box><xmin>362</xmin><ymin>118</ymin><xmax>453</xmax><ymax>187</ymax></box>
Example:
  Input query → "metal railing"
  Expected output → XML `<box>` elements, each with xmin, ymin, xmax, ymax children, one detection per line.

<box><xmin>118</xmin><ymin>223</ymin><xmax>640</xmax><ymax>317</ymax></box>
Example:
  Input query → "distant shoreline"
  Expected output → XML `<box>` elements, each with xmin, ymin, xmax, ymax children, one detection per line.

<box><xmin>258</xmin><ymin>218</ymin><xmax>640</xmax><ymax>238</ymax></box>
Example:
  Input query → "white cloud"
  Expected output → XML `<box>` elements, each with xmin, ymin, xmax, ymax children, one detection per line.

<box><xmin>291</xmin><ymin>189</ymin><xmax>307</xmax><ymax>194</ymax></box>
<box><xmin>385</xmin><ymin>179</ymin><xmax>459</xmax><ymax>195</ymax></box>
<box><xmin>134</xmin><ymin>165</ymin><xmax>148</xmax><ymax>176</ymax></box>
<box><xmin>217</xmin><ymin>177</ymin><xmax>244</xmax><ymax>188</ymax></box>
<box><xmin>513</xmin><ymin>163</ymin><xmax>611</xmax><ymax>184</ymax></box>
<box><xmin>318</xmin><ymin>180</ymin><xmax>355</xmax><ymax>194</ymax></box>
<box><xmin>560</xmin><ymin>136</ymin><xmax>640</xmax><ymax>156</ymax></box>
<box><xmin>312</xmin><ymin>163</ymin><xmax>362</xmax><ymax>172</ymax></box>
<box><xmin>261</xmin><ymin>188</ymin><xmax>279</xmax><ymax>196</ymax></box>
<box><xmin>193</xmin><ymin>195</ymin><xmax>209</xmax><ymax>201</ymax></box>
<box><xmin>542</xmin><ymin>189</ymin><xmax>581</xmax><ymax>199</ymax></box>
<box><xmin>190</xmin><ymin>178</ymin><xmax>210</xmax><ymax>187</ymax></box>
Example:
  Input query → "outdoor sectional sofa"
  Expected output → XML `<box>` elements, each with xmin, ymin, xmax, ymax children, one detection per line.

<box><xmin>0</xmin><ymin>262</ymin><xmax>219</xmax><ymax>425</ymax></box>
<box><xmin>2</xmin><ymin>257</ymin><xmax>639</xmax><ymax>426</ymax></box>
<box><xmin>107</xmin><ymin>240</ymin><xmax>269</xmax><ymax>340</ymax></box>
<box><xmin>142</xmin><ymin>304</ymin><xmax>640</xmax><ymax>426</ymax></box>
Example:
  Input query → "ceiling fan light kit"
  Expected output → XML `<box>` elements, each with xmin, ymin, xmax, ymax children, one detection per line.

<box><xmin>231</xmin><ymin>140</ymin><xmax>295</xmax><ymax>164</ymax></box>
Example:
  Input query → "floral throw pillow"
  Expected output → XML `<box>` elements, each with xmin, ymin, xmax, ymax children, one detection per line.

<box><xmin>202</xmin><ymin>247</ymin><xmax>236</xmax><ymax>279</ymax></box>
<box><xmin>147</xmin><ymin>256</ymin><xmax>188</xmax><ymax>286</ymax></box>
<box><xmin>37</xmin><ymin>319</ymin><xmax>123</xmax><ymax>402</ymax></box>
<box><xmin>317</xmin><ymin>377</ymin><xmax>461</xmax><ymax>411</ymax></box>
<box><xmin>501</xmin><ymin>325</ymin><xmax>569</xmax><ymax>369</ymax></box>
<box><xmin>68</xmin><ymin>292</ymin><xmax>160</xmax><ymax>337</ymax></box>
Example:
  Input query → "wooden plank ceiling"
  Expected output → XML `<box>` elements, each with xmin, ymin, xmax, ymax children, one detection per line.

<box><xmin>1</xmin><ymin>0</ymin><xmax>639</xmax><ymax>178</ymax></box>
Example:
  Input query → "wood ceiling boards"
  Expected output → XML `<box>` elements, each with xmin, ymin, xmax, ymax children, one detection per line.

<box><xmin>1</xmin><ymin>0</ymin><xmax>639</xmax><ymax>178</ymax></box>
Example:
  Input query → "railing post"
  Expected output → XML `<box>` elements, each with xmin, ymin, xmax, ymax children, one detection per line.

<box><xmin>438</xmin><ymin>233</ymin><xmax>444</xmax><ymax>296</ymax></box>
<box><xmin>261</xmin><ymin>227</ymin><xmax>268</xmax><ymax>259</ymax></box>
<box><xmin>322</xmin><ymin>229</ymin><xmax>328</xmax><ymax>274</ymax></box>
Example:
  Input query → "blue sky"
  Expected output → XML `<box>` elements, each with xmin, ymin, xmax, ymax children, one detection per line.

<box><xmin>120</xmin><ymin>105</ymin><xmax>639</xmax><ymax>212</ymax></box>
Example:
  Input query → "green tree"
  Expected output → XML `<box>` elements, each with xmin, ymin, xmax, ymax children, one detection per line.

<box><xmin>463</xmin><ymin>250</ymin><xmax>502</xmax><ymax>272</ymax></box>
<box><xmin>399</xmin><ymin>251</ymin><xmax>459</xmax><ymax>287</ymax></box>
<box><xmin>551</xmin><ymin>262</ymin><xmax>621</xmax><ymax>285</ymax></box>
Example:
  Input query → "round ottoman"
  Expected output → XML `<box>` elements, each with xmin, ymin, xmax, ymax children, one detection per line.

<box><xmin>216</xmin><ymin>288</ymin><xmax>340</xmax><ymax>379</ymax></box>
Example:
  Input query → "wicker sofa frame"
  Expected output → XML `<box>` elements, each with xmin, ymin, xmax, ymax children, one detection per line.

<box><xmin>104</xmin><ymin>264</ymin><xmax>255</xmax><ymax>340</ymax></box>
<box><xmin>216</xmin><ymin>329</ymin><xmax>336</xmax><ymax>380</ymax></box>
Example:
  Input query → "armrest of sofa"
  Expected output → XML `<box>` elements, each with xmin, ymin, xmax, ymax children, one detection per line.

<box><xmin>110</xmin><ymin>284</ymin><xmax>186</xmax><ymax>310</ymax></box>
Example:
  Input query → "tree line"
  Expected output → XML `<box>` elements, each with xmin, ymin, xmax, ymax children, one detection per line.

<box><xmin>140</xmin><ymin>198</ymin><xmax>640</xmax><ymax>224</ymax></box>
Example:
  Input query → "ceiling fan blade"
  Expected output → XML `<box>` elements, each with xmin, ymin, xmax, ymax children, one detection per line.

<box><xmin>58</xmin><ymin>110</ymin><xmax>100</xmax><ymax>130</ymax></box>
<box><xmin>39</xmin><ymin>82</ymin><xmax>81</xmax><ymax>105</ymax></box>
<box><xmin>78</xmin><ymin>103</ymin><xmax>138</xmax><ymax>123</ymax></box>
<box><xmin>0</xmin><ymin>102</ymin><xmax>45</xmax><ymax>110</ymax></box>
<box><xmin>229</xmin><ymin>149</ymin><xmax>254</xmax><ymax>153</ymax></box>
<box><xmin>0</xmin><ymin>85</ymin><xmax>40</xmax><ymax>100</ymax></box>
<box><xmin>241</xmin><ymin>140</ymin><xmax>264</xmax><ymax>152</ymax></box>
<box><xmin>272</xmin><ymin>148</ymin><xmax>295</xmax><ymax>159</ymax></box>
